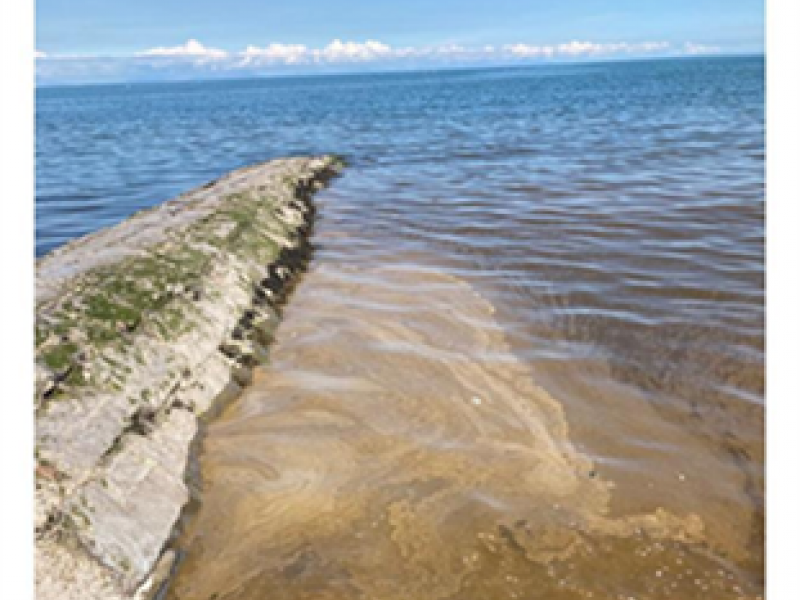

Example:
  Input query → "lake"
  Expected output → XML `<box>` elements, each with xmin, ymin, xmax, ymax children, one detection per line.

<box><xmin>37</xmin><ymin>56</ymin><xmax>764</xmax><ymax>599</ymax></box>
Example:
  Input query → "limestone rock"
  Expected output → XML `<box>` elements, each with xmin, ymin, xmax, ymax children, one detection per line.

<box><xmin>34</xmin><ymin>155</ymin><xmax>343</xmax><ymax>599</ymax></box>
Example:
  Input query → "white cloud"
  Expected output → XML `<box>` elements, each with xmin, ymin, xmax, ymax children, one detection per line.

<box><xmin>133</xmin><ymin>37</ymin><xmax>674</xmax><ymax>67</ymax></box>
<box><xmin>683</xmin><ymin>42</ymin><xmax>721</xmax><ymax>55</ymax></box>
<box><xmin>41</xmin><ymin>38</ymin><xmax>681</xmax><ymax>66</ymax></box>
<box><xmin>240</xmin><ymin>43</ymin><xmax>308</xmax><ymax>64</ymax></box>
<box><xmin>35</xmin><ymin>38</ymin><xmax>720</xmax><ymax>85</ymax></box>
<box><xmin>506</xmin><ymin>40</ymin><xmax>670</xmax><ymax>58</ymax></box>
<box><xmin>557</xmin><ymin>40</ymin><xmax>605</xmax><ymax>55</ymax></box>
<box><xmin>505</xmin><ymin>44</ymin><xmax>555</xmax><ymax>58</ymax></box>
<box><xmin>137</xmin><ymin>39</ymin><xmax>228</xmax><ymax>59</ymax></box>
<box><xmin>238</xmin><ymin>39</ymin><xmax>395</xmax><ymax>66</ymax></box>
<box><xmin>318</xmin><ymin>39</ymin><xmax>393</xmax><ymax>62</ymax></box>
<box><xmin>35</xmin><ymin>50</ymin><xmax>47</xmax><ymax>59</ymax></box>
<box><xmin>639</xmin><ymin>41</ymin><xmax>672</xmax><ymax>52</ymax></box>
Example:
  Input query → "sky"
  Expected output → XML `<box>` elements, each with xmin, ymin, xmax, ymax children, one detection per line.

<box><xmin>35</xmin><ymin>0</ymin><xmax>764</xmax><ymax>85</ymax></box>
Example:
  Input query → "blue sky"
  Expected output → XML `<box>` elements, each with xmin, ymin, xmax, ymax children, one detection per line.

<box><xmin>35</xmin><ymin>0</ymin><xmax>764</xmax><ymax>84</ymax></box>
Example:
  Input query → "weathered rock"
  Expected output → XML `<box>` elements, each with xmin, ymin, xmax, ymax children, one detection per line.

<box><xmin>34</xmin><ymin>155</ymin><xmax>344</xmax><ymax>599</ymax></box>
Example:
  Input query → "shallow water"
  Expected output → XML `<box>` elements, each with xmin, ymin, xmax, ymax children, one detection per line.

<box><xmin>37</xmin><ymin>57</ymin><xmax>764</xmax><ymax>597</ymax></box>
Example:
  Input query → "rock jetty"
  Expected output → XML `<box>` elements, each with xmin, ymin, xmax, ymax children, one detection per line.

<box><xmin>34</xmin><ymin>155</ymin><xmax>344</xmax><ymax>599</ymax></box>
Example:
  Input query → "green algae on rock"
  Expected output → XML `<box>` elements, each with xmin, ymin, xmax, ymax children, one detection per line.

<box><xmin>34</xmin><ymin>155</ymin><xmax>343</xmax><ymax>600</ymax></box>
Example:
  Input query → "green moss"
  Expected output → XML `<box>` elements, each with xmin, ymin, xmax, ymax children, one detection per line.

<box><xmin>151</xmin><ymin>316</ymin><xmax>172</xmax><ymax>341</ymax></box>
<box><xmin>84</xmin><ymin>293</ymin><xmax>141</xmax><ymax>324</ymax></box>
<box><xmin>161</xmin><ymin>306</ymin><xmax>191</xmax><ymax>338</ymax></box>
<box><xmin>34</xmin><ymin>169</ymin><xmax>325</xmax><ymax>404</ymax></box>
<box><xmin>50</xmin><ymin>319</ymin><xmax>75</xmax><ymax>337</ymax></box>
<box><xmin>85</xmin><ymin>322</ymin><xmax>119</xmax><ymax>344</ymax></box>
<box><xmin>41</xmin><ymin>343</ymin><xmax>78</xmax><ymax>371</ymax></box>
<box><xmin>63</xmin><ymin>367</ymin><xmax>86</xmax><ymax>387</ymax></box>
<box><xmin>207</xmin><ymin>194</ymin><xmax>288</xmax><ymax>263</ymax></box>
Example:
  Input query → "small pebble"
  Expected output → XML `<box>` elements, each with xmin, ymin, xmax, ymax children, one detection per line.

<box><xmin>471</xmin><ymin>396</ymin><xmax>482</xmax><ymax>405</ymax></box>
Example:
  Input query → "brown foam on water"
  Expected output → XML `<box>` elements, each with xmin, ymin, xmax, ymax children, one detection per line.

<box><xmin>167</xmin><ymin>265</ymin><xmax>762</xmax><ymax>600</ymax></box>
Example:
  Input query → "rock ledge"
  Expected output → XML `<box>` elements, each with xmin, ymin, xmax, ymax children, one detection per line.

<box><xmin>34</xmin><ymin>155</ymin><xmax>344</xmax><ymax>599</ymax></box>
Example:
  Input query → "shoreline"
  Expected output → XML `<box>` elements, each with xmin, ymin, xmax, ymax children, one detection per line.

<box><xmin>34</xmin><ymin>155</ymin><xmax>344</xmax><ymax>599</ymax></box>
<box><xmin>35</xmin><ymin>54</ymin><xmax>763</xmax><ymax>89</ymax></box>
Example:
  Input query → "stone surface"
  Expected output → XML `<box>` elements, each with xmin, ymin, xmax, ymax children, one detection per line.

<box><xmin>34</xmin><ymin>155</ymin><xmax>343</xmax><ymax>599</ymax></box>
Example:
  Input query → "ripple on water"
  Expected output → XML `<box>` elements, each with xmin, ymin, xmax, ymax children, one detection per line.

<box><xmin>167</xmin><ymin>266</ymin><xmax>761</xmax><ymax>600</ymax></box>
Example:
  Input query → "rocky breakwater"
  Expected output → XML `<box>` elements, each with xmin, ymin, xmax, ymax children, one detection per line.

<box><xmin>33</xmin><ymin>155</ymin><xmax>344</xmax><ymax>599</ymax></box>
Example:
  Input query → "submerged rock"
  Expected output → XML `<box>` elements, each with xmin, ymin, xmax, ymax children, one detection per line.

<box><xmin>33</xmin><ymin>155</ymin><xmax>344</xmax><ymax>600</ymax></box>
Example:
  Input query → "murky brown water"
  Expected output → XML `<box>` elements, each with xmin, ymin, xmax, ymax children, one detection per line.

<box><xmin>161</xmin><ymin>59</ymin><xmax>763</xmax><ymax>599</ymax></box>
<box><xmin>168</xmin><ymin>214</ymin><xmax>762</xmax><ymax>599</ymax></box>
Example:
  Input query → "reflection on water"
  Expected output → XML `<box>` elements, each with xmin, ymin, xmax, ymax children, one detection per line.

<box><xmin>37</xmin><ymin>57</ymin><xmax>763</xmax><ymax>597</ymax></box>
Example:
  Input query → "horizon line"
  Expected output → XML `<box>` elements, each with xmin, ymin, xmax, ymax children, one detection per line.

<box><xmin>35</xmin><ymin>52</ymin><xmax>763</xmax><ymax>90</ymax></box>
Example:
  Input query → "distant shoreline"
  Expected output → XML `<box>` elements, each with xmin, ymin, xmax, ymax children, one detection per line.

<box><xmin>35</xmin><ymin>53</ymin><xmax>764</xmax><ymax>90</ymax></box>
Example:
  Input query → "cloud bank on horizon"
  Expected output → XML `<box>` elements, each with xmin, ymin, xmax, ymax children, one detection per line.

<box><xmin>35</xmin><ymin>38</ymin><xmax>724</xmax><ymax>85</ymax></box>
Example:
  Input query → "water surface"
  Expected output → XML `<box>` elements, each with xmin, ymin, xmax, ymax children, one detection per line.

<box><xmin>37</xmin><ymin>57</ymin><xmax>764</xmax><ymax>598</ymax></box>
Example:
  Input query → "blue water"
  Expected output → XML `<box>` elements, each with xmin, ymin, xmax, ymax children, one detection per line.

<box><xmin>36</xmin><ymin>56</ymin><xmax>765</xmax><ymax>587</ymax></box>
<box><xmin>36</xmin><ymin>57</ymin><xmax>762</xmax><ymax>258</ymax></box>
